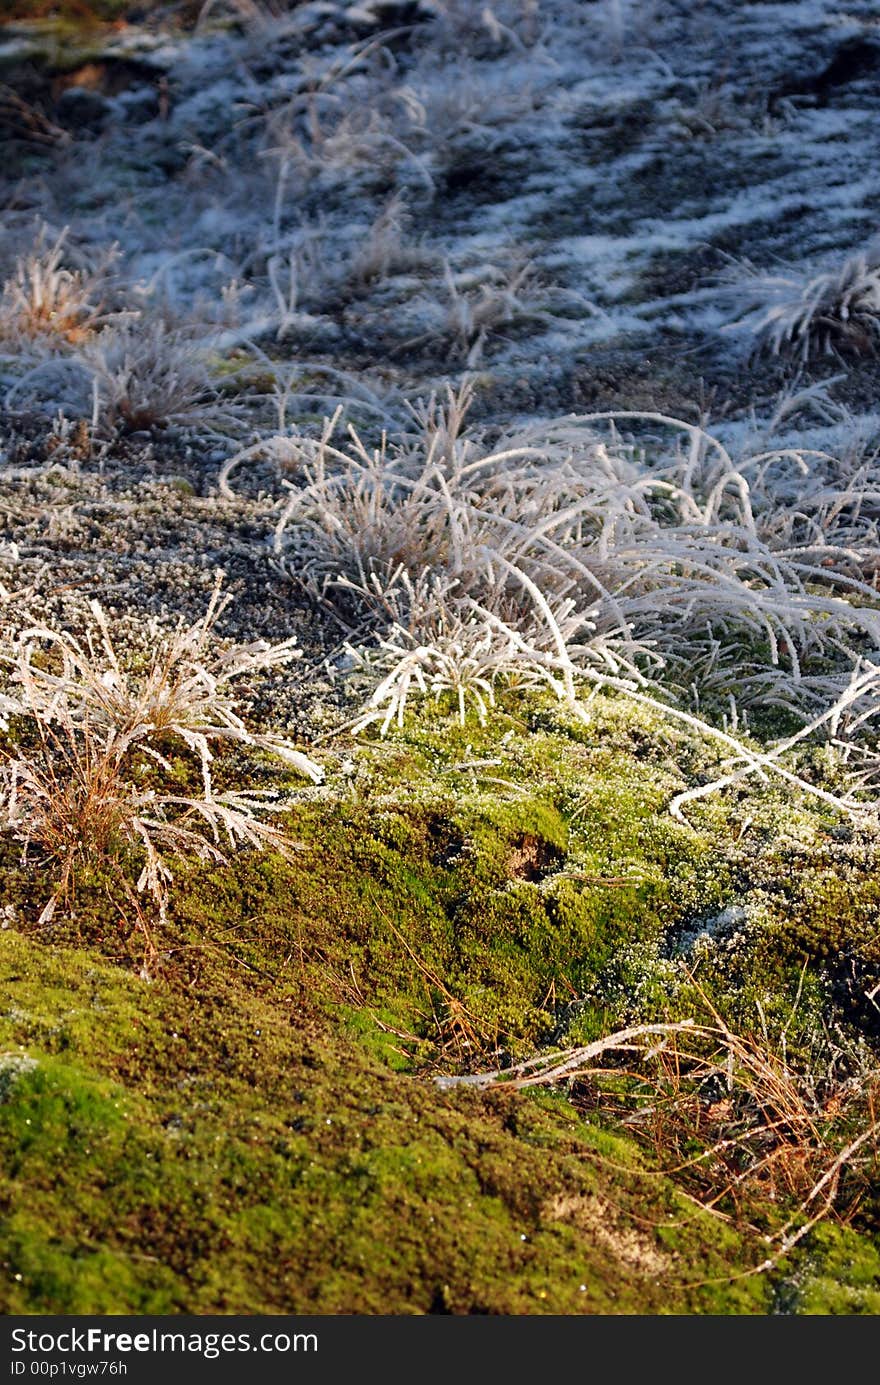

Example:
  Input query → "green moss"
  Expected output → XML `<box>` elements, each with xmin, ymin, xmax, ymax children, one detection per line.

<box><xmin>0</xmin><ymin>931</ymin><xmax>774</xmax><ymax>1315</ymax></box>
<box><xmin>787</xmin><ymin>1226</ymin><xmax>880</xmax><ymax>1315</ymax></box>
<box><xmin>768</xmin><ymin>871</ymin><xmax>880</xmax><ymax>964</ymax></box>
<box><xmin>2</xmin><ymin>693</ymin><xmax>879</xmax><ymax>1313</ymax></box>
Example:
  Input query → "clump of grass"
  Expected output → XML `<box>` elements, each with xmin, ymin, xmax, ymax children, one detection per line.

<box><xmin>408</xmin><ymin>61</ymin><xmax>537</xmax><ymax>175</ymax></box>
<box><xmin>219</xmin><ymin>383</ymin><xmax>880</xmax><ymax>824</ymax></box>
<box><xmin>83</xmin><ymin>317</ymin><xmax>228</xmax><ymax>434</ymax></box>
<box><xmin>254</xmin><ymin>21</ymin><xmax>542</xmax><ymax>222</ymax></box>
<box><xmin>440</xmin><ymin>257</ymin><xmax>547</xmax><ymax>365</ymax></box>
<box><xmin>344</xmin><ymin>571</ymin><xmax>565</xmax><ymax>734</ymax></box>
<box><xmin>265</xmin><ymin>383</ymin><xmax>629</xmax><ymax>714</ymax></box>
<box><xmin>346</xmin><ymin>195</ymin><xmax>437</xmax><ymax>290</ymax></box>
<box><xmin>721</xmin><ymin>246</ymin><xmax>880</xmax><ymax>361</ymax></box>
<box><xmin>0</xmin><ymin>576</ymin><xmax>321</xmax><ymax>955</ymax></box>
<box><xmin>669</xmin><ymin>81</ymin><xmax>774</xmax><ymax>141</ymax></box>
<box><xmin>249</xmin><ymin>386</ymin><xmax>880</xmax><ymax>711</ymax></box>
<box><xmin>0</xmin><ymin>226</ymin><xmax>118</xmax><ymax>349</ymax></box>
<box><xmin>427</xmin><ymin>0</ymin><xmax>543</xmax><ymax>54</ymax></box>
<box><xmin>260</xmin><ymin>43</ymin><xmax>434</xmax><ymax>205</ymax></box>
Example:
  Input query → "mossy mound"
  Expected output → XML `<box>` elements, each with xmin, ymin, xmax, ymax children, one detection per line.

<box><xmin>0</xmin><ymin>930</ymin><xmax>772</xmax><ymax>1315</ymax></box>
<box><xmin>2</xmin><ymin>694</ymin><xmax>879</xmax><ymax>1313</ymax></box>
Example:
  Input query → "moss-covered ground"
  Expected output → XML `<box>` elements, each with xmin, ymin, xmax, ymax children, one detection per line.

<box><xmin>2</xmin><ymin>692</ymin><xmax>880</xmax><ymax>1314</ymax></box>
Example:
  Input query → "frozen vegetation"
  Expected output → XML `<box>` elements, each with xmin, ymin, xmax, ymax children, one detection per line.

<box><xmin>2</xmin><ymin>0</ymin><xmax>880</xmax><ymax>1314</ymax></box>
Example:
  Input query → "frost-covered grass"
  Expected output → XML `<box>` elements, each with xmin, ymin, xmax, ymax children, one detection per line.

<box><xmin>0</xmin><ymin>225</ymin><xmax>120</xmax><ymax>350</ymax></box>
<box><xmin>721</xmin><ymin>245</ymin><xmax>880</xmax><ymax>361</ymax></box>
<box><xmin>242</xmin><ymin>385</ymin><xmax>880</xmax><ymax>750</ymax></box>
<box><xmin>83</xmin><ymin>317</ymin><xmax>230</xmax><ymax>435</ymax></box>
<box><xmin>0</xmin><ymin>578</ymin><xmax>320</xmax><ymax>946</ymax></box>
<box><xmin>4</xmin><ymin>0</ymin><xmax>880</xmax><ymax>1316</ymax></box>
<box><xmin>4</xmin><ymin>0</ymin><xmax>880</xmax><ymax>848</ymax></box>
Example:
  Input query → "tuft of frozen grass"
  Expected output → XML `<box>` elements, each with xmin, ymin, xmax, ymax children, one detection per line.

<box><xmin>260</xmin><ymin>48</ymin><xmax>436</xmax><ymax>205</ymax></box>
<box><xmin>668</xmin><ymin>81</ymin><xmax>774</xmax><ymax>141</ymax></box>
<box><xmin>441</xmin><ymin>258</ymin><xmax>544</xmax><ymax>365</ymax></box>
<box><xmin>253</xmin><ymin>25</ymin><xmax>541</xmax><ymax>222</ymax></box>
<box><xmin>721</xmin><ymin>246</ymin><xmax>880</xmax><ymax>362</ymax></box>
<box><xmin>82</xmin><ymin>318</ymin><xmax>231</xmax><ymax>435</ymax></box>
<box><xmin>0</xmin><ymin>576</ymin><xmax>322</xmax><ymax>942</ymax></box>
<box><xmin>264</xmin><ymin>241</ymin><xmax>327</xmax><ymax>339</ymax></box>
<box><xmin>254</xmin><ymin>385</ymin><xmax>880</xmax><ymax>798</ymax></box>
<box><xmin>395</xmin><ymin>257</ymin><xmax>584</xmax><ymax>366</ymax></box>
<box><xmin>10</xmin><ymin>574</ymin><xmax>321</xmax><ymax>789</ymax></box>
<box><xmin>425</xmin><ymin>1</ymin><xmax>543</xmax><ymax>54</ymax></box>
<box><xmin>219</xmin><ymin>200</ymin><xmax>435</xmax><ymax>346</ymax></box>
<box><xmin>406</xmin><ymin>60</ymin><xmax>537</xmax><ymax>174</ymax></box>
<box><xmin>346</xmin><ymin>195</ymin><xmax>437</xmax><ymax>289</ymax></box>
<box><xmin>267</xmin><ymin>382</ymin><xmax>620</xmax><ymax>709</ymax></box>
<box><xmin>343</xmin><ymin>570</ymin><xmax>578</xmax><ymax>733</ymax></box>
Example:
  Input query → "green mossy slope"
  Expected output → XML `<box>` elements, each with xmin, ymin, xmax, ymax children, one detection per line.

<box><xmin>1</xmin><ymin>697</ymin><xmax>879</xmax><ymax>1313</ymax></box>
<box><xmin>0</xmin><ymin>932</ymin><xmax>770</xmax><ymax>1314</ymax></box>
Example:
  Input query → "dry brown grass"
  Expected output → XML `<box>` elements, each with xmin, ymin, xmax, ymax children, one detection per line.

<box><xmin>437</xmin><ymin>988</ymin><xmax>880</xmax><ymax>1270</ymax></box>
